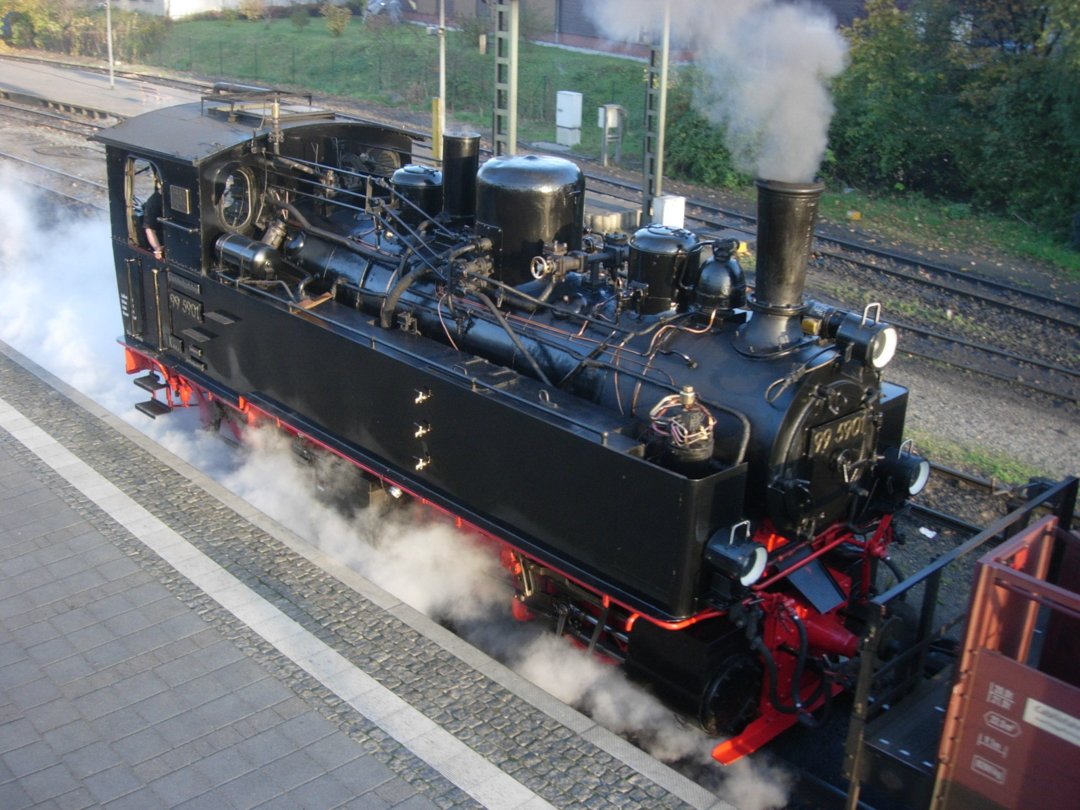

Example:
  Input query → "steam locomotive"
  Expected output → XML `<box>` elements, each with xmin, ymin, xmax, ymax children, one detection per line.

<box><xmin>94</xmin><ymin>87</ymin><xmax>929</xmax><ymax>762</ymax></box>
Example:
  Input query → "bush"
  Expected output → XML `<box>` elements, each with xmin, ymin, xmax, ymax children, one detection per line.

<box><xmin>238</xmin><ymin>0</ymin><xmax>267</xmax><ymax>22</ymax></box>
<box><xmin>0</xmin><ymin>1</ymin><xmax>169</xmax><ymax>62</ymax></box>
<box><xmin>290</xmin><ymin>4</ymin><xmax>312</xmax><ymax>31</ymax></box>
<box><xmin>829</xmin><ymin>0</ymin><xmax>967</xmax><ymax>195</ymax></box>
<box><xmin>664</xmin><ymin>85</ymin><xmax>747</xmax><ymax>189</ymax></box>
<box><xmin>829</xmin><ymin>0</ymin><xmax>1080</xmax><ymax>240</ymax></box>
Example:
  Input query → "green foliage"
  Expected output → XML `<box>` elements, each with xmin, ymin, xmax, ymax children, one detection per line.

<box><xmin>290</xmin><ymin>5</ymin><xmax>312</xmax><ymax>32</ymax></box>
<box><xmin>0</xmin><ymin>0</ymin><xmax>168</xmax><ymax>61</ymax></box>
<box><xmin>3</xmin><ymin>10</ymin><xmax>35</xmax><ymax>48</ymax></box>
<box><xmin>237</xmin><ymin>0</ymin><xmax>267</xmax><ymax>23</ymax></box>
<box><xmin>322</xmin><ymin>3</ymin><xmax>351</xmax><ymax>38</ymax></box>
<box><xmin>830</xmin><ymin>0</ymin><xmax>1080</xmax><ymax>241</ymax></box>
<box><xmin>959</xmin><ymin>54</ymin><xmax>1080</xmax><ymax>231</ymax></box>
<box><xmin>829</xmin><ymin>0</ymin><xmax>967</xmax><ymax>195</ymax></box>
<box><xmin>664</xmin><ymin>79</ymin><xmax>747</xmax><ymax>189</ymax></box>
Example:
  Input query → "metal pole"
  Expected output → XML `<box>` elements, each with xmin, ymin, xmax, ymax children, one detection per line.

<box><xmin>509</xmin><ymin>0</ymin><xmax>518</xmax><ymax>154</ymax></box>
<box><xmin>106</xmin><ymin>0</ymin><xmax>115</xmax><ymax>89</ymax></box>
<box><xmin>436</xmin><ymin>0</ymin><xmax>446</xmax><ymax>160</ymax></box>
<box><xmin>642</xmin><ymin>1</ymin><xmax>670</xmax><ymax>222</ymax></box>
<box><xmin>656</xmin><ymin>1</ymin><xmax>670</xmax><ymax>197</ymax></box>
<box><xmin>492</xmin><ymin>0</ymin><xmax>519</xmax><ymax>156</ymax></box>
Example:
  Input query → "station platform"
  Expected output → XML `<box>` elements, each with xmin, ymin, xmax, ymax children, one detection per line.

<box><xmin>0</xmin><ymin>341</ymin><xmax>729</xmax><ymax>809</ymax></box>
<box><xmin>0</xmin><ymin>53</ymin><xmax>199</xmax><ymax>119</ymax></box>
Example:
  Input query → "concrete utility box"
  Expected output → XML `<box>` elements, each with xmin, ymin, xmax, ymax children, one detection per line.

<box><xmin>597</xmin><ymin>103</ymin><xmax>626</xmax><ymax>166</ymax></box>
<box><xmin>556</xmin><ymin>91</ymin><xmax>582</xmax><ymax>147</ymax></box>
<box><xmin>597</xmin><ymin>104</ymin><xmax>622</xmax><ymax>130</ymax></box>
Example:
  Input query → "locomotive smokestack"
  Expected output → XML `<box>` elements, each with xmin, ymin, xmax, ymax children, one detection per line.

<box><xmin>735</xmin><ymin>179</ymin><xmax>824</xmax><ymax>356</ymax></box>
<box><xmin>441</xmin><ymin>132</ymin><xmax>480</xmax><ymax>223</ymax></box>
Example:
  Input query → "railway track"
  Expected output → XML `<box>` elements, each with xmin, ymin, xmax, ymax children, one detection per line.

<box><xmin>0</xmin><ymin>147</ymin><xmax>107</xmax><ymax>213</ymax></box>
<box><xmin>0</xmin><ymin>97</ymin><xmax>109</xmax><ymax>137</ymax></box>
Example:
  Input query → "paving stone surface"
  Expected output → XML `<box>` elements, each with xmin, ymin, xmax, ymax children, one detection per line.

<box><xmin>0</xmin><ymin>434</ymin><xmax>448</xmax><ymax>809</ymax></box>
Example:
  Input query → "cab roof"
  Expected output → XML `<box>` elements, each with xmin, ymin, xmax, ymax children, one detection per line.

<box><xmin>91</xmin><ymin>92</ymin><xmax>340</xmax><ymax>166</ymax></box>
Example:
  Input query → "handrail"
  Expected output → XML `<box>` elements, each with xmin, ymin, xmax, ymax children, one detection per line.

<box><xmin>843</xmin><ymin>475</ymin><xmax>1078</xmax><ymax>810</ymax></box>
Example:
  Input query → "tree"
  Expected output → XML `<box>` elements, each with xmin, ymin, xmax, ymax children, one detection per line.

<box><xmin>323</xmin><ymin>3</ymin><xmax>351</xmax><ymax>38</ymax></box>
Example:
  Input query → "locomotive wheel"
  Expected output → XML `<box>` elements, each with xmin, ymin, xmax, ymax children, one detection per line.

<box><xmin>699</xmin><ymin>652</ymin><xmax>764</xmax><ymax>736</ymax></box>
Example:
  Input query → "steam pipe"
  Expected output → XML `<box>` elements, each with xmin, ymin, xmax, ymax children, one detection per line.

<box><xmin>276</xmin><ymin>200</ymin><xmax>394</xmax><ymax>267</ymax></box>
<box><xmin>379</xmin><ymin>252</ymin><xmax>421</xmax><ymax>329</ymax></box>
<box><xmin>474</xmin><ymin>292</ymin><xmax>555</xmax><ymax>387</ymax></box>
<box><xmin>442</xmin><ymin>132</ymin><xmax>480</xmax><ymax>222</ymax></box>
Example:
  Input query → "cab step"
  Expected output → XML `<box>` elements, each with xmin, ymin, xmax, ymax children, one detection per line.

<box><xmin>134</xmin><ymin>373</ymin><xmax>167</xmax><ymax>393</ymax></box>
<box><xmin>135</xmin><ymin>399</ymin><xmax>171</xmax><ymax>419</ymax></box>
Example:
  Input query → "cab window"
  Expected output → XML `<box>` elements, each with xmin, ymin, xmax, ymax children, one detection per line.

<box><xmin>124</xmin><ymin>157</ymin><xmax>163</xmax><ymax>250</ymax></box>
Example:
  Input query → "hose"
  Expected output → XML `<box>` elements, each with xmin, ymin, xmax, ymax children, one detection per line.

<box><xmin>750</xmin><ymin>610</ymin><xmax>829</xmax><ymax>727</ymax></box>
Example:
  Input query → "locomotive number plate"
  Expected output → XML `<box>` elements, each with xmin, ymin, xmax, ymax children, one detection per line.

<box><xmin>168</xmin><ymin>290</ymin><xmax>203</xmax><ymax>322</ymax></box>
<box><xmin>809</xmin><ymin>411</ymin><xmax>870</xmax><ymax>458</ymax></box>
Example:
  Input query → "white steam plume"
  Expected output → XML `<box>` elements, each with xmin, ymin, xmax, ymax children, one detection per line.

<box><xmin>0</xmin><ymin>166</ymin><xmax>131</xmax><ymax>409</ymax></box>
<box><xmin>0</xmin><ymin>168</ymin><xmax>790</xmax><ymax>808</ymax></box>
<box><xmin>586</xmin><ymin>0</ymin><xmax>848</xmax><ymax>182</ymax></box>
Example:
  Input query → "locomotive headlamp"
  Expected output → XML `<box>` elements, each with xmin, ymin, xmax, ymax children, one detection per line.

<box><xmin>879</xmin><ymin>444</ymin><xmax>931</xmax><ymax>496</ymax></box>
<box><xmin>836</xmin><ymin>310</ymin><xmax>898</xmax><ymax>369</ymax></box>
<box><xmin>705</xmin><ymin>523</ymin><xmax>769</xmax><ymax>586</ymax></box>
<box><xmin>864</xmin><ymin>323</ymin><xmax>899</xmax><ymax>369</ymax></box>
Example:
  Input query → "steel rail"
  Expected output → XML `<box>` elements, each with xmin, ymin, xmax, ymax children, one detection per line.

<box><xmin>0</xmin><ymin>149</ymin><xmax>107</xmax><ymax>191</ymax></box>
<box><xmin>896</xmin><ymin>323</ymin><xmax>1079</xmax><ymax>405</ymax></box>
<box><xmin>815</xmin><ymin>242</ymin><xmax>1080</xmax><ymax>332</ymax></box>
<box><xmin>0</xmin><ymin>98</ymin><xmax>107</xmax><ymax>135</ymax></box>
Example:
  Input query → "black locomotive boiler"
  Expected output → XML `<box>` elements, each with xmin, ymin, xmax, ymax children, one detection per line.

<box><xmin>94</xmin><ymin>87</ymin><xmax>929</xmax><ymax>762</ymax></box>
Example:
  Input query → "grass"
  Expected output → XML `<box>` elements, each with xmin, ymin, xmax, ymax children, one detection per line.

<box><xmin>146</xmin><ymin>17</ymin><xmax>1079</xmax><ymax>280</ymax></box>
<box><xmin>819</xmin><ymin>189</ymin><xmax>1080</xmax><ymax>279</ymax></box>
<box><xmin>150</xmin><ymin>18</ymin><xmax>649</xmax><ymax>159</ymax></box>
<box><xmin>907</xmin><ymin>429</ymin><xmax>1048</xmax><ymax>485</ymax></box>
